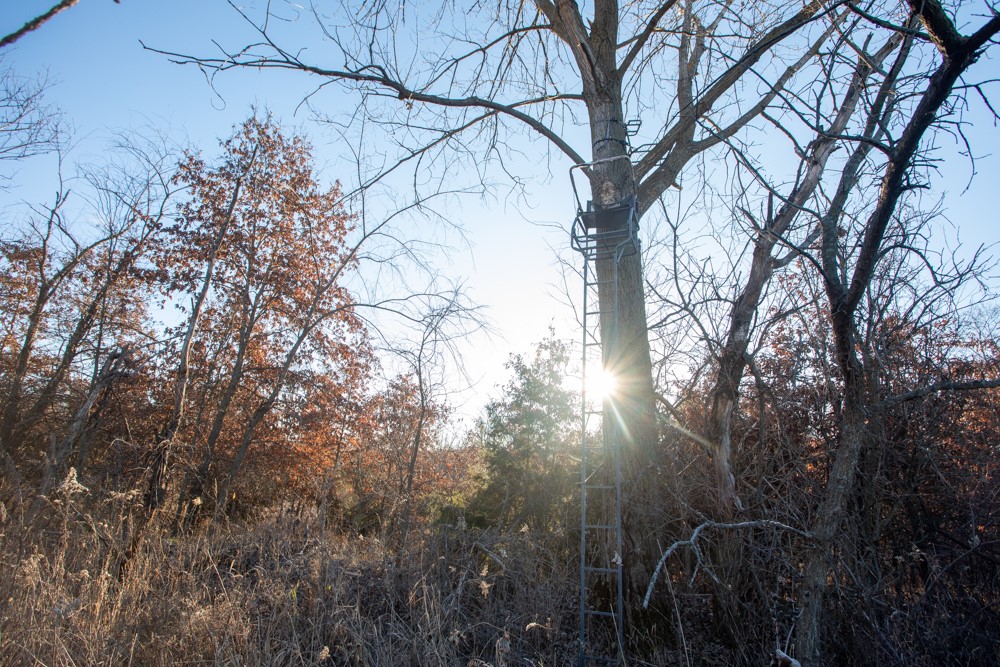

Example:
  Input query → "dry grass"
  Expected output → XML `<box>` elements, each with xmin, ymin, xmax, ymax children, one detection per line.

<box><xmin>4</xmin><ymin>464</ymin><xmax>996</xmax><ymax>667</ymax></box>
<box><xmin>0</xmin><ymin>485</ymin><xmax>578</xmax><ymax>667</ymax></box>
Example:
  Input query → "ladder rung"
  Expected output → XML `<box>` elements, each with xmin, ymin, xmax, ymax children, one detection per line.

<box><xmin>584</xmin><ymin>566</ymin><xmax>619</xmax><ymax>574</ymax></box>
<box><xmin>584</xmin><ymin>484</ymin><xmax>615</xmax><ymax>490</ymax></box>
<box><xmin>583</xmin><ymin>523</ymin><xmax>615</xmax><ymax>530</ymax></box>
<box><xmin>582</xmin><ymin>609</ymin><xmax>617</xmax><ymax>617</ymax></box>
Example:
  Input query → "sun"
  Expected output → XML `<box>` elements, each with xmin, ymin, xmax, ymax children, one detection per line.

<box><xmin>585</xmin><ymin>367</ymin><xmax>618</xmax><ymax>401</ymax></box>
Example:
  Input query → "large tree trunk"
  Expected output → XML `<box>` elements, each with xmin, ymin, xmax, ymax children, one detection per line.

<box><xmin>586</xmin><ymin>86</ymin><xmax>661</xmax><ymax>607</ymax></box>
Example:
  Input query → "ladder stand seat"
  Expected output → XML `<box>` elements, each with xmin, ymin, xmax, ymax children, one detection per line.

<box><xmin>580</xmin><ymin>202</ymin><xmax>634</xmax><ymax>230</ymax></box>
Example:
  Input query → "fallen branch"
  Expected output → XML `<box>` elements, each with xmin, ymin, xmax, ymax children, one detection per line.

<box><xmin>643</xmin><ymin>519</ymin><xmax>812</xmax><ymax>608</ymax></box>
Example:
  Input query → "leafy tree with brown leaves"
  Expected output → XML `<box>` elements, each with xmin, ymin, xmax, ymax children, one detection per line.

<box><xmin>153</xmin><ymin>115</ymin><xmax>369</xmax><ymax>524</ymax></box>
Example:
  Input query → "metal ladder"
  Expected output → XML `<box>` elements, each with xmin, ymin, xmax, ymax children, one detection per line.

<box><xmin>570</xmin><ymin>159</ymin><xmax>639</xmax><ymax>666</ymax></box>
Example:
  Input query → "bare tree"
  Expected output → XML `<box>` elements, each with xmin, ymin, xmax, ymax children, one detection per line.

<box><xmin>786</xmin><ymin>3</ymin><xmax>1000</xmax><ymax>663</ymax></box>
<box><xmin>694</xmin><ymin>20</ymin><xmax>911</xmax><ymax>512</ymax></box>
<box><xmin>0</xmin><ymin>65</ymin><xmax>60</xmax><ymax>174</ymax></box>
<box><xmin>628</xmin><ymin>1</ymin><xmax>1000</xmax><ymax>659</ymax></box>
<box><xmin>391</xmin><ymin>288</ymin><xmax>483</xmax><ymax>547</ymax></box>
<box><xmin>157</xmin><ymin>0</ymin><xmax>850</xmax><ymax>588</ymax></box>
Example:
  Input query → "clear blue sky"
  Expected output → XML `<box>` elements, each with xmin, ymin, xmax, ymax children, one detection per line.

<box><xmin>0</xmin><ymin>0</ymin><xmax>582</xmax><ymax>423</ymax></box>
<box><xmin>2</xmin><ymin>0</ymin><xmax>998</xmax><ymax>423</ymax></box>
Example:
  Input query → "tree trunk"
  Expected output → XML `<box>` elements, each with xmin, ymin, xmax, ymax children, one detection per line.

<box><xmin>704</xmin><ymin>29</ymin><xmax>904</xmax><ymax>515</ymax></box>
<box><xmin>28</xmin><ymin>347</ymin><xmax>129</xmax><ymax>520</ymax></box>
<box><xmin>398</xmin><ymin>349</ymin><xmax>430</xmax><ymax>547</ymax></box>
<box><xmin>794</xmin><ymin>9</ymin><xmax>1000</xmax><ymax>659</ymax></box>
<box><xmin>706</xmin><ymin>248</ymin><xmax>773</xmax><ymax>514</ymax></box>
<box><xmin>163</xmin><ymin>168</ymin><xmax>249</xmax><ymax>526</ymax></box>
<box><xmin>182</xmin><ymin>291</ymin><xmax>258</xmax><ymax>520</ymax></box>
<box><xmin>213</xmin><ymin>298</ymin><xmax>330</xmax><ymax>522</ymax></box>
<box><xmin>586</xmin><ymin>90</ymin><xmax>660</xmax><ymax>604</ymax></box>
<box><xmin>0</xmin><ymin>286</ymin><xmax>51</xmax><ymax>450</ymax></box>
<box><xmin>796</xmin><ymin>380</ymin><xmax>867</xmax><ymax>665</ymax></box>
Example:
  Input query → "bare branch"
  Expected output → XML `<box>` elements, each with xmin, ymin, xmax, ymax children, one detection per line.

<box><xmin>843</xmin><ymin>9</ymin><xmax>1000</xmax><ymax>315</ymax></box>
<box><xmin>617</xmin><ymin>0</ymin><xmax>680</xmax><ymax>75</ymax></box>
<box><xmin>0</xmin><ymin>0</ymin><xmax>82</xmax><ymax>49</ymax></box>
<box><xmin>875</xmin><ymin>377</ymin><xmax>1000</xmax><ymax>409</ymax></box>
<box><xmin>644</xmin><ymin>519</ymin><xmax>813</xmax><ymax>608</ymax></box>
<box><xmin>846</xmin><ymin>2</ymin><xmax>929</xmax><ymax>40</ymax></box>
<box><xmin>637</xmin><ymin>0</ymin><xmax>833</xmax><ymax>203</ymax></box>
<box><xmin>145</xmin><ymin>41</ymin><xmax>587</xmax><ymax>166</ymax></box>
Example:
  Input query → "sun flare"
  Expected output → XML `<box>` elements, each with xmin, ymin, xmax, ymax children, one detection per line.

<box><xmin>585</xmin><ymin>367</ymin><xmax>618</xmax><ymax>401</ymax></box>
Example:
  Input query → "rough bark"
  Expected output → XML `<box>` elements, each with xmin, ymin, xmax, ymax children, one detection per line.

<box><xmin>540</xmin><ymin>0</ymin><xmax>661</xmax><ymax>595</ymax></box>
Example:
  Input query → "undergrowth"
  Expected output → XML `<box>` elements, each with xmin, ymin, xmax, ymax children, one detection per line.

<box><xmin>0</xmin><ymin>485</ymin><xmax>577</xmax><ymax>667</ymax></box>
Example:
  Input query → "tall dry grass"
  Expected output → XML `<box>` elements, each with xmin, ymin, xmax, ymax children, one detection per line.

<box><xmin>0</xmin><ymin>473</ymin><xmax>579</xmax><ymax>667</ymax></box>
<box><xmin>7</xmin><ymin>457</ymin><xmax>995</xmax><ymax>666</ymax></box>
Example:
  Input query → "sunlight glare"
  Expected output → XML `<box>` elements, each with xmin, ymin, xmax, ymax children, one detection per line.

<box><xmin>586</xmin><ymin>367</ymin><xmax>618</xmax><ymax>401</ymax></box>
